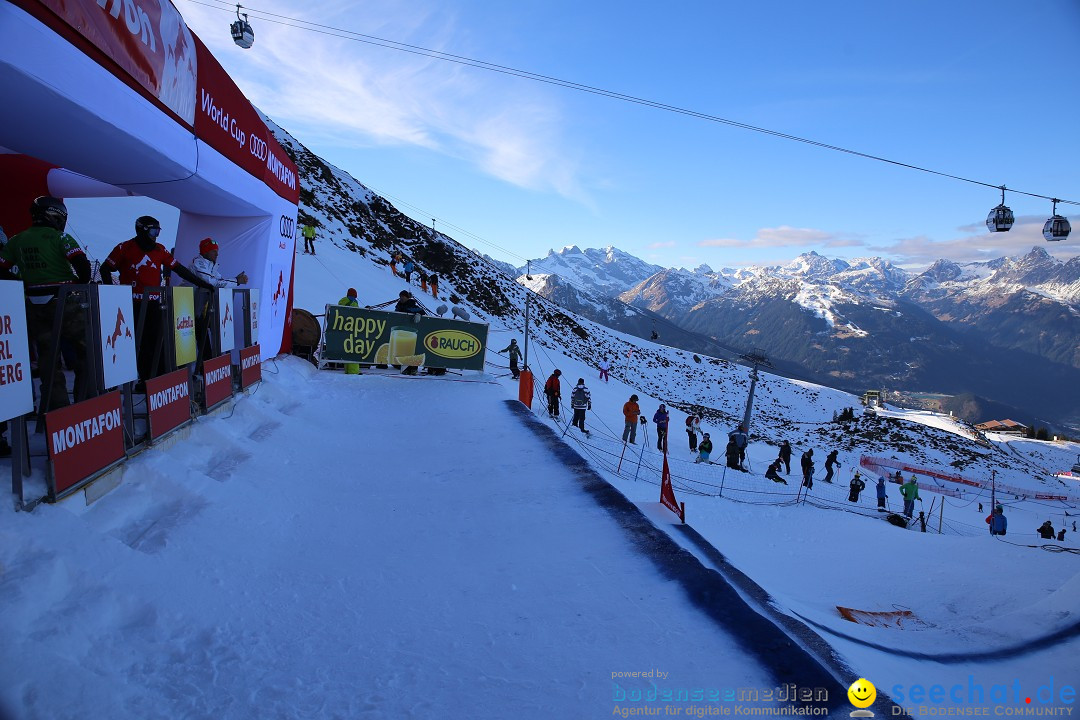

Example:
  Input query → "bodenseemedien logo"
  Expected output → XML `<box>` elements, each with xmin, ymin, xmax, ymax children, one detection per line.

<box><xmin>848</xmin><ymin>678</ymin><xmax>876</xmax><ymax>718</ymax></box>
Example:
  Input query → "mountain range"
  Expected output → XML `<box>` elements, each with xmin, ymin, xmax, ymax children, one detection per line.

<box><xmin>513</xmin><ymin>245</ymin><xmax>1080</xmax><ymax>431</ymax></box>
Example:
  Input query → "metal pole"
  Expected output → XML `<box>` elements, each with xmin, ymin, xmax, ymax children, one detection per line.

<box><xmin>523</xmin><ymin>260</ymin><xmax>530</xmax><ymax>371</ymax></box>
<box><xmin>742</xmin><ymin>363</ymin><xmax>758</xmax><ymax>432</ymax></box>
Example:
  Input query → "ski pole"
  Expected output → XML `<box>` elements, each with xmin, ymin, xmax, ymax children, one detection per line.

<box><xmin>719</xmin><ymin>463</ymin><xmax>728</xmax><ymax>499</ymax></box>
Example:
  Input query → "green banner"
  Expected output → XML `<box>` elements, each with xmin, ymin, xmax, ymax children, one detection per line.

<box><xmin>323</xmin><ymin>305</ymin><xmax>489</xmax><ymax>371</ymax></box>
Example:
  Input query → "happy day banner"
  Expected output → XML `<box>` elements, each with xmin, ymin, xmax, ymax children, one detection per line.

<box><xmin>322</xmin><ymin>305</ymin><xmax>488</xmax><ymax>372</ymax></box>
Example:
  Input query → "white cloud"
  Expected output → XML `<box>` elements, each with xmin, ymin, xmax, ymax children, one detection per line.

<box><xmin>869</xmin><ymin>216</ymin><xmax>1077</xmax><ymax>267</ymax></box>
<box><xmin>698</xmin><ymin>226</ymin><xmax>864</xmax><ymax>249</ymax></box>
<box><xmin>181</xmin><ymin>1</ymin><xmax>586</xmax><ymax>200</ymax></box>
<box><xmin>648</xmin><ymin>240</ymin><xmax>676</xmax><ymax>249</ymax></box>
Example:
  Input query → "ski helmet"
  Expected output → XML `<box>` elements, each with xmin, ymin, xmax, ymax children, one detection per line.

<box><xmin>30</xmin><ymin>196</ymin><xmax>68</xmax><ymax>231</ymax></box>
<box><xmin>135</xmin><ymin>216</ymin><xmax>162</xmax><ymax>239</ymax></box>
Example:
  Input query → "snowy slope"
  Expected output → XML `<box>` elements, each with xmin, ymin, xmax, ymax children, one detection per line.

<box><xmin>3</xmin><ymin>120</ymin><xmax>1078</xmax><ymax>718</ymax></box>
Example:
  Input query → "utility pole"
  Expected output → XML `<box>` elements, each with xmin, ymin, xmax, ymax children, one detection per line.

<box><xmin>738</xmin><ymin>349</ymin><xmax>771</xmax><ymax>433</ymax></box>
<box><xmin>523</xmin><ymin>260</ymin><xmax>532</xmax><ymax>371</ymax></box>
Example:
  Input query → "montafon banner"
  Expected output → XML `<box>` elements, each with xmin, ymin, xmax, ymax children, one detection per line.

<box><xmin>323</xmin><ymin>306</ymin><xmax>488</xmax><ymax>371</ymax></box>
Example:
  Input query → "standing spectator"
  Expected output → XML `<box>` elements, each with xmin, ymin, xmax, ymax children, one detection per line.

<box><xmin>985</xmin><ymin>505</ymin><xmax>1007</xmax><ymax>536</ymax></box>
<box><xmin>848</xmin><ymin>472</ymin><xmax>866</xmax><ymax>503</ymax></box>
<box><xmin>823</xmin><ymin>450</ymin><xmax>841</xmax><ymax>483</ymax></box>
<box><xmin>725</xmin><ymin>437</ymin><xmax>741</xmax><ymax>470</ymax></box>
<box><xmin>569</xmin><ymin>378</ymin><xmax>591</xmax><ymax>435</ymax></box>
<box><xmin>390</xmin><ymin>252</ymin><xmax>402</xmax><ymax>277</ymax></box>
<box><xmin>498</xmin><ymin>338</ymin><xmax>522</xmax><ymax>379</ymax></box>
<box><xmin>622</xmin><ymin>394</ymin><xmax>640</xmax><ymax>444</ymax></box>
<box><xmin>191</xmin><ymin>237</ymin><xmax>247</xmax><ymax>359</ymax></box>
<box><xmin>402</xmin><ymin>259</ymin><xmax>415</xmax><ymax>284</ymax></box>
<box><xmin>1058</xmin><ymin>528</ymin><xmax>1066</xmax><ymax>542</ymax></box>
<box><xmin>765</xmin><ymin>458</ymin><xmax>787</xmax><ymax>484</ymax></box>
<box><xmin>598</xmin><ymin>357</ymin><xmax>610</xmax><ymax>383</ymax></box>
<box><xmin>420</xmin><ymin>273</ymin><xmax>428</xmax><ymax>294</ymax></box>
<box><xmin>685</xmin><ymin>415</ymin><xmax>701</xmax><ymax>453</ymax></box>
<box><xmin>778</xmin><ymin>440</ymin><xmax>792</xmax><ymax>475</ymax></box>
<box><xmin>544</xmin><ymin>370</ymin><xmax>562</xmax><ymax>418</ymax></box>
<box><xmin>875</xmin><ymin>476</ymin><xmax>888</xmax><ymax>511</ymax></box>
<box><xmin>337</xmin><ymin>289</ymin><xmax>361</xmax><ymax>375</ymax></box>
<box><xmin>429</xmin><ymin>273</ymin><xmax>439</xmax><ymax>297</ymax></box>
<box><xmin>729</xmin><ymin>425</ymin><xmax>748</xmax><ymax>467</ymax></box>
<box><xmin>394</xmin><ymin>290</ymin><xmax>425</xmax><ymax>315</ymax></box>
<box><xmin>100</xmin><ymin>216</ymin><xmax>212</xmax><ymax>381</ymax></box>
<box><xmin>652</xmin><ymin>404</ymin><xmax>670</xmax><ymax>453</ymax></box>
<box><xmin>801</xmin><ymin>449</ymin><xmax>815</xmax><ymax>489</ymax></box>
<box><xmin>899</xmin><ymin>475</ymin><xmax>921</xmax><ymax>519</ymax></box>
<box><xmin>301</xmin><ymin>223</ymin><xmax>316</xmax><ymax>255</ymax></box>
<box><xmin>0</xmin><ymin>196</ymin><xmax>91</xmax><ymax>411</ymax></box>
<box><xmin>1037</xmin><ymin>520</ymin><xmax>1056</xmax><ymax>540</ymax></box>
<box><xmin>695</xmin><ymin>433</ymin><xmax>713</xmax><ymax>464</ymax></box>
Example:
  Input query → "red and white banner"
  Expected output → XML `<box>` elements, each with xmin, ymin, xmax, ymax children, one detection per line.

<box><xmin>96</xmin><ymin>284</ymin><xmax>138</xmax><ymax>388</ymax></box>
<box><xmin>218</xmin><ymin>288</ymin><xmax>234</xmax><ymax>353</ymax></box>
<box><xmin>0</xmin><ymin>281</ymin><xmax>34</xmax><ymax>420</ymax></box>
<box><xmin>239</xmin><ymin>344</ymin><xmax>261</xmax><ymax>389</ymax></box>
<box><xmin>46</xmin><ymin>391</ymin><xmax>124</xmax><ymax>495</ymax></box>
<box><xmin>660</xmin><ymin>455</ymin><xmax>685</xmax><ymax>523</ymax></box>
<box><xmin>146</xmin><ymin>367</ymin><xmax>191</xmax><ymax>440</ymax></box>
<box><xmin>859</xmin><ymin>455</ymin><xmax>1077</xmax><ymax>502</ymax></box>
<box><xmin>203</xmin><ymin>352</ymin><xmax>232</xmax><ymax>408</ymax></box>
<box><xmin>14</xmin><ymin>0</ymin><xmax>299</xmax><ymax>204</ymax></box>
<box><xmin>20</xmin><ymin>0</ymin><xmax>197</xmax><ymax>125</ymax></box>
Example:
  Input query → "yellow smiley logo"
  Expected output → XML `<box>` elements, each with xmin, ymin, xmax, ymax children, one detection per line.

<box><xmin>848</xmin><ymin>678</ymin><xmax>876</xmax><ymax>708</ymax></box>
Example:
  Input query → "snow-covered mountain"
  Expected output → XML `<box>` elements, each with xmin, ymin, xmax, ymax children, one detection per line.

<box><xmin>602</xmin><ymin>248</ymin><xmax>1080</xmax><ymax>429</ymax></box>
<box><xmin>520</xmin><ymin>245</ymin><xmax>663</xmax><ymax>297</ymax></box>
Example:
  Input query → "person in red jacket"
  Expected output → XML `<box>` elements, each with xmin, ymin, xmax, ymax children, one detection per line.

<box><xmin>100</xmin><ymin>216</ymin><xmax>212</xmax><ymax>380</ymax></box>
<box><xmin>543</xmin><ymin>369</ymin><xmax>562</xmax><ymax>418</ymax></box>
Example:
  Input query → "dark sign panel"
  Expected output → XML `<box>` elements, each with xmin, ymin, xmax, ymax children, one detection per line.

<box><xmin>239</xmin><ymin>344</ymin><xmax>261</xmax><ymax>389</ymax></box>
<box><xmin>323</xmin><ymin>307</ymin><xmax>488</xmax><ymax>371</ymax></box>
<box><xmin>203</xmin><ymin>353</ymin><xmax>233</xmax><ymax>409</ymax></box>
<box><xmin>46</xmin><ymin>391</ymin><xmax>124</xmax><ymax>496</ymax></box>
<box><xmin>146</xmin><ymin>367</ymin><xmax>192</xmax><ymax>440</ymax></box>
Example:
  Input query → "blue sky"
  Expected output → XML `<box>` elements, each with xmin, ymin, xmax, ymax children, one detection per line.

<box><xmin>168</xmin><ymin>0</ymin><xmax>1079</xmax><ymax>270</ymax></box>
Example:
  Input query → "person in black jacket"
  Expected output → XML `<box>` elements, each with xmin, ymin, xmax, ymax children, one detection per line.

<box><xmin>778</xmin><ymin>440</ymin><xmax>792</xmax><ymax>474</ymax></box>
<box><xmin>765</xmin><ymin>459</ymin><xmax>787</xmax><ymax>484</ymax></box>
<box><xmin>394</xmin><ymin>290</ymin><xmax>426</xmax><ymax>315</ymax></box>
<box><xmin>824</xmin><ymin>450</ymin><xmax>840</xmax><ymax>483</ymax></box>
<box><xmin>801</xmin><ymin>449</ymin><xmax>815</xmax><ymax>489</ymax></box>
<box><xmin>848</xmin><ymin>472</ymin><xmax>866</xmax><ymax>502</ymax></box>
<box><xmin>1037</xmin><ymin>520</ymin><xmax>1056</xmax><ymax>539</ymax></box>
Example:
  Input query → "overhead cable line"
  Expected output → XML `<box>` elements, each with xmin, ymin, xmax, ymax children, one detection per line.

<box><xmin>185</xmin><ymin>0</ymin><xmax>1078</xmax><ymax>206</ymax></box>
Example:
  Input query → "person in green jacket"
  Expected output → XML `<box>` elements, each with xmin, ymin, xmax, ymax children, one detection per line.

<box><xmin>338</xmin><ymin>288</ymin><xmax>361</xmax><ymax>374</ymax></box>
<box><xmin>900</xmin><ymin>475</ymin><xmax>921</xmax><ymax>518</ymax></box>
<box><xmin>301</xmin><ymin>223</ymin><xmax>317</xmax><ymax>255</ymax></box>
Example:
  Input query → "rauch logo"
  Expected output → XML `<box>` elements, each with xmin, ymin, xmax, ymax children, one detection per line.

<box><xmin>425</xmin><ymin>330</ymin><xmax>481</xmax><ymax>359</ymax></box>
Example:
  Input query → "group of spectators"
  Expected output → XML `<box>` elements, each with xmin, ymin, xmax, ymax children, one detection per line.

<box><xmin>0</xmin><ymin>196</ymin><xmax>248</xmax><ymax>416</ymax></box>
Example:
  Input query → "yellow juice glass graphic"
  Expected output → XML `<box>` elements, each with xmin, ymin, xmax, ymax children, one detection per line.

<box><xmin>388</xmin><ymin>326</ymin><xmax>418</xmax><ymax>364</ymax></box>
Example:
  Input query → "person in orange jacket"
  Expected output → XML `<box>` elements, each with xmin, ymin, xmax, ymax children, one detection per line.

<box><xmin>622</xmin><ymin>394</ymin><xmax>640</xmax><ymax>444</ymax></box>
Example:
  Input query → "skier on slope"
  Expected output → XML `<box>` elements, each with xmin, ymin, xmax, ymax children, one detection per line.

<box><xmin>652</xmin><ymin>405</ymin><xmax>670</xmax><ymax>453</ymax></box>
<box><xmin>686</xmin><ymin>415</ymin><xmax>701</xmax><ymax>454</ymax></box>
<box><xmin>778</xmin><ymin>440</ymin><xmax>792</xmax><ymax>475</ymax></box>
<box><xmin>765</xmin><ymin>458</ymin><xmax>787</xmax><ymax>484</ymax></box>
<box><xmin>544</xmin><ymin>370</ymin><xmax>562</xmax><ymax>418</ymax></box>
<box><xmin>498</xmin><ymin>338</ymin><xmax>522</xmax><ymax>379</ymax></box>
<box><xmin>900</xmin><ymin>475</ymin><xmax>921</xmax><ymax>518</ymax></box>
<box><xmin>598</xmin><ymin>358</ymin><xmax>611</xmax><ymax>383</ymax></box>
<box><xmin>848</xmin><ymin>472</ymin><xmax>866</xmax><ymax>503</ymax></box>
<box><xmin>875</xmin><ymin>475</ymin><xmax>888</xmax><ymax>511</ymax></box>
<box><xmin>801</xmin><ymin>449</ymin><xmax>815</xmax><ymax>489</ymax></box>
<box><xmin>622</xmin><ymin>394</ymin><xmax>641</xmax><ymax>444</ymax></box>
<box><xmin>824</xmin><ymin>450</ymin><xmax>841</xmax><ymax>483</ymax></box>
<box><xmin>728</xmin><ymin>425</ymin><xmax>749</xmax><ymax>469</ymax></box>
<box><xmin>570</xmin><ymin>378</ymin><xmax>592</xmax><ymax>436</ymax></box>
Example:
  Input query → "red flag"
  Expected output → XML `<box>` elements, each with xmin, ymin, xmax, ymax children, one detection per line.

<box><xmin>660</xmin><ymin>455</ymin><xmax>685</xmax><ymax>522</ymax></box>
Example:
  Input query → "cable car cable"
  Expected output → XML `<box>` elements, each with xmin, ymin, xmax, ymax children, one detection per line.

<box><xmin>181</xmin><ymin>0</ymin><xmax>1078</xmax><ymax>208</ymax></box>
